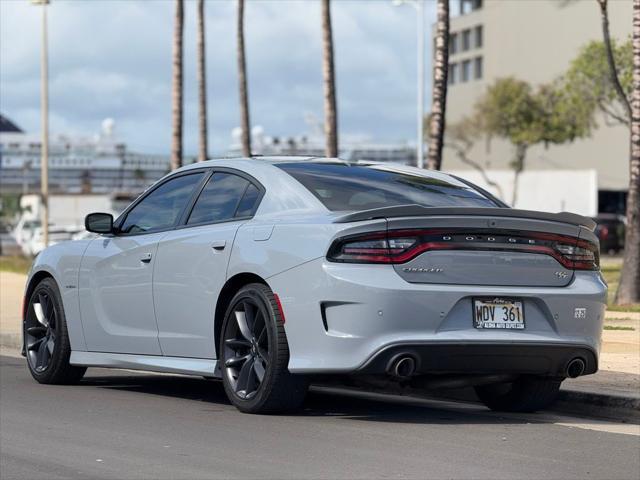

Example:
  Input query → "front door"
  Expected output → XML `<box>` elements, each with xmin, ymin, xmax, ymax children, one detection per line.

<box><xmin>79</xmin><ymin>233</ymin><xmax>166</xmax><ymax>354</ymax></box>
<box><xmin>78</xmin><ymin>171</ymin><xmax>206</xmax><ymax>355</ymax></box>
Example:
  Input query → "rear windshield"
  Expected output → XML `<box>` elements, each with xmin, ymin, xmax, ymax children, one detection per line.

<box><xmin>277</xmin><ymin>162</ymin><xmax>499</xmax><ymax>211</ymax></box>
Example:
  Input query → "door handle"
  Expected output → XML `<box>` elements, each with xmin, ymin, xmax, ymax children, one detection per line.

<box><xmin>211</xmin><ymin>240</ymin><xmax>226</xmax><ymax>251</ymax></box>
<box><xmin>140</xmin><ymin>253</ymin><xmax>152</xmax><ymax>263</ymax></box>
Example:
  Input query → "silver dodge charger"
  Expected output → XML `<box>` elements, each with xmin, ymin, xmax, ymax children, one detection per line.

<box><xmin>22</xmin><ymin>157</ymin><xmax>607</xmax><ymax>413</ymax></box>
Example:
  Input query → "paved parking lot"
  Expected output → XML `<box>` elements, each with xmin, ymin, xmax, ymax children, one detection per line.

<box><xmin>1</xmin><ymin>354</ymin><xmax>639</xmax><ymax>480</ymax></box>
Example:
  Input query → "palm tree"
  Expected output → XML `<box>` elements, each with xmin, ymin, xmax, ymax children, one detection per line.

<box><xmin>426</xmin><ymin>0</ymin><xmax>450</xmax><ymax>171</ymax></box>
<box><xmin>321</xmin><ymin>0</ymin><xmax>338</xmax><ymax>157</ymax></box>
<box><xmin>616</xmin><ymin>0</ymin><xmax>640</xmax><ymax>304</ymax></box>
<box><xmin>171</xmin><ymin>0</ymin><xmax>184</xmax><ymax>171</ymax></box>
<box><xmin>596</xmin><ymin>0</ymin><xmax>639</xmax><ymax>304</ymax></box>
<box><xmin>197</xmin><ymin>0</ymin><xmax>208</xmax><ymax>162</ymax></box>
<box><xmin>237</xmin><ymin>0</ymin><xmax>251</xmax><ymax>157</ymax></box>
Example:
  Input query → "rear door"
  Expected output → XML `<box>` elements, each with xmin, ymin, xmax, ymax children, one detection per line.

<box><xmin>153</xmin><ymin>170</ymin><xmax>263</xmax><ymax>359</ymax></box>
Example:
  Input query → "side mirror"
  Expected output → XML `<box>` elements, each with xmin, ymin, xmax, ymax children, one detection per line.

<box><xmin>85</xmin><ymin>213</ymin><xmax>114</xmax><ymax>234</ymax></box>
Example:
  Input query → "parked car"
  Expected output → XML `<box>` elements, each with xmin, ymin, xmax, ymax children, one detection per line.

<box><xmin>21</xmin><ymin>226</ymin><xmax>78</xmax><ymax>257</ymax></box>
<box><xmin>593</xmin><ymin>213</ymin><xmax>625</xmax><ymax>254</ymax></box>
<box><xmin>22</xmin><ymin>158</ymin><xmax>606</xmax><ymax>414</ymax></box>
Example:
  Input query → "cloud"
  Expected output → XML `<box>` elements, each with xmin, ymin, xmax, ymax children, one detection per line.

<box><xmin>0</xmin><ymin>0</ymin><xmax>435</xmax><ymax>155</ymax></box>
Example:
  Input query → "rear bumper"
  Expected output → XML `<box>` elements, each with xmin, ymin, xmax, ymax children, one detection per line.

<box><xmin>268</xmin><ymin>258</ymin><xmax>607</xmax><ymax>375</ymax></box>
<box><xmin>357</xmin><ymin>342</ymin><xmax>598</xmax><ymax>377</ymax></box>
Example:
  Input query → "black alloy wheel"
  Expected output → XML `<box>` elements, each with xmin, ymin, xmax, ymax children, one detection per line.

<box><xmin>223</xmin><ymin>296</ymin><xmax>270</xmax><ymax>399</ymax></box>
<box><xmin>25</xmin><ymin>290</ymin><xmax>57</xmax><ymax>373</ymax></box>
<box><xmin>220</xmin><ymin>283</ymin><xmax>307</xmax><ymax>413</ymax></box>
<box><xmin>24</xmin><ymin>278</ymin><xmax>86</xmax><ymax>384</ymax></box>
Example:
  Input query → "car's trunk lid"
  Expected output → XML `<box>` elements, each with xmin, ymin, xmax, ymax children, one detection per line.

<box><xmin>335</xmin><ymin>205</ymin><xmax>596</xmax><ymax>288</ymax></box>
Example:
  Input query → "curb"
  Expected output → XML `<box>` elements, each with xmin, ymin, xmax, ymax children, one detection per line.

<box><xmin>317</xmin><ymin>379</ymin><xmax>640</xmax><ymax>421</ymax></box>
<box><xmin>420</xmin><ymin>386</ymin><xmax>639</xmax><ymax>421</ymax></box>
<box><xmin>554</xmin><ymin>388</ymin><xmax>640</xmax><ymax>420</ymax></box>
<box><xmin>436</xmin><ymin>387</ymin><xmax>639</xmax><ymax>421</ymax></box>
<box><xmin>0</xmin><ymin>332</ymin><xmax>22</xmax><ymax>352</ymax></box>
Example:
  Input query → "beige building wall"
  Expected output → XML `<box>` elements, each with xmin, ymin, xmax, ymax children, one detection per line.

<box><xmin>441</xmin><ymin>0</ymin><xmax>633</xmax><ymax>191</ymax></box>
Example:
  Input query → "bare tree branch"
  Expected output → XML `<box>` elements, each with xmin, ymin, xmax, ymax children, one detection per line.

<box><xmin>445</xmin><ymin>132</ymin><xmax>505</xmax><ymax>201</ymax></box>
<box><xmin>597</xmin><ymin>0</ymin><xmax>633</xmax><ymax>120</ymax></box>
<box><xmin>598</xmin><ymin>98</ymin><xmax>631</xmax><ymax>125</ymax></box>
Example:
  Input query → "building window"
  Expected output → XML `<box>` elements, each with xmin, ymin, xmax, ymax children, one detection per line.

<box><xmin>474</xmin><ymin>25</ymin><xmax>483</xmax><ymax>48</ymax></box>
<box><xmin>449</xmin><ymin>63</ymin><xmax>458</xmax><ymax>85</ymax></box>
<box><xmin>462</xmin><ymin>29</ymin><xmax>471</xmax><ymax>51</ymax></box>
<box><xmin>461</xmin><ymin>60</ymin><xmax>471</xmax><ymax>82</ymax></box>
<box><xmin>450</xmin><ymin>32</ymin><xmax>458</xmax><ymax>55</ymax></box>
<box><xmin>474</xmin><ymin>56</ymin><xmax>483</xmax><ymax>79</ymax></box>
<box><xmin>460</xmin><ymin>0</ymin><xmax>483</xmax><ymax>15</ymax></box>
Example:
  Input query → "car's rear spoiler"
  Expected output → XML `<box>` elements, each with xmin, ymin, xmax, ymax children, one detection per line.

<box><xmin>333</xmin><ymin>205</ymin><xmax>597</xmax><ymax>231</ymax></box>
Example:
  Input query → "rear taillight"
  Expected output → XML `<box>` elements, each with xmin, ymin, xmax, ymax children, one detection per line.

<box><xmin>327</xmin><ymin>229</ymin><xmax>599</xmax><ymax>270</ymax></box>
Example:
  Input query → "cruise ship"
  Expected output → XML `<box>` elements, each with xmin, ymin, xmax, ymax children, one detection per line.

<box><xmin>1</xmin><ymin>113</ymin><xmax>417</xmax><ymax>196</ymax></box>
<box><xmin>0</xmin><ymin>114</ymin><xmax>171</xmax><ymax>195</ymax></box>
<box><xmin>228</xmin><ymin>125</ymin><xmax>417</xmax><ymax>165</ymax></box>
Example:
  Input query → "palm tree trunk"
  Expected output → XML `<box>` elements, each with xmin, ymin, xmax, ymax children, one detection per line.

<box><xmin>171</xmin><ymin>0</ymin><xmax>184</xmax><ymax>171</ymax></box>
<box><xmin>616</xmin><ymin>0</ymin><xmax>640</xmax><ymax>304</ymax></box>
<box><xmin>321</xmin><ymin>0</ymin><xmax>338</xmax><ymax>158</ymax></box>
<box><xmin>237</xmin><ymin>0</ymin><xmax>251</xmax><ymax>157</ymax></box>
<box><xmin>426</xmin><ymin>0</ymin><xmax>450</xmax><ymax>171</ymax></box>
<box><xmin>511</xmin><ymin>143</ymin><xmax>527</xmax><ymax>207</ymax></box>
<box><xmin>197</xmin><ymin>0</ymin><xmax>208</xmax><ymax>162</ymax></box>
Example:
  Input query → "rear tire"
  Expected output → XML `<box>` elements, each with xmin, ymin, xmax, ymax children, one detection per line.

<box><xmin>24</xmin><ymin>277</ymin><xmax>87</xmax><ymax>385</ymax></box>
<box><xmin>474</xmin><ymin>376</ymin><xmax>562</xmax><ymax>413</ymax></box>
<box><xmin>220</xmin><ymin>283</ymin><xmax>307</xmax><ymax>414</ymax></box>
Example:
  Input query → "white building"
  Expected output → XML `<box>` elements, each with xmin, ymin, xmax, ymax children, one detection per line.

<box><xmin>440</xmin><ymin>0</ymin><xmax>632</xmax><ymax>214</ymax></box>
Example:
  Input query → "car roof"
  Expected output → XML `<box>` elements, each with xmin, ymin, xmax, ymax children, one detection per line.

<box><xmin>177</xmin><ymin>156</ymin><xmax>341</xmax><ymax>171</ymax></box>
<box><xmin>177</xmin><ymin>156</ymin><xmax>468</xmax><ymax>183</ymax></box>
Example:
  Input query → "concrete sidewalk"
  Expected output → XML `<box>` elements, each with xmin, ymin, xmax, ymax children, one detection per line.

<box><xmin>0</xmin><ymin>271</ymin><xmax>24</xmax><ymax>353</ymax></box>
<box><xmin>2</xmin><ymin>270</ymin><xmax>638</xmax><ymax>418</ymax></box>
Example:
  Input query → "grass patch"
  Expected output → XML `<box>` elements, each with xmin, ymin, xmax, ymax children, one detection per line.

<box><xmin>603</xmin><ymin>325</ymin><xmax>636</xmax><ymax>331</ymax></box>
<box><xmin>0</xmin><ymin>256</ymin><xmax>32</xmax><ymax>275</ymax></box>
<box><xmin>601</xmin><ymin>264</ymin><xmax>640</xmax><ymax>313</ymax></box>
<box><xmin>607</xmin><ymin>304</ymin><xmax>640</xmax><ymax>313</ymax></box>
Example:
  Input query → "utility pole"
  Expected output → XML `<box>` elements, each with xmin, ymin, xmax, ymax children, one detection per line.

<box><xmin>393</xmin><ymin>0</ymin><xmax>425</xmax><ymax>168</ymax></box>
<box><xmin>33</xmin><ymin>0</ymin><xmax>50</xmax><ymax>247</ymax></box>
<box><xmin>416</xmin><ymin>0</ymin><xmax>424</xmax><ymax>169</ymax></box>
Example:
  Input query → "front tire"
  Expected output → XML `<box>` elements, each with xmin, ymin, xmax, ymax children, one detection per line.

<box><xmin>24</xmin><ymin>277</ymin><xmax>86</xmax><ymax>384</ymax></box>
<box><xmin>220</xmin><ymin>283</ymin><xmax>307</xmax><ymax>414</ymax></box>
<box><xmin>474</xmin><ymin>376</ymin><xmax>562</xmax><ymax>413</ymax></box>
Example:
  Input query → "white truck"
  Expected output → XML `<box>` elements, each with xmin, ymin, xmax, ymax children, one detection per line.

<box><xmin>13</xmin><ymin>193</ymin><xmax>131</xmax><ymax>256</ymax></box>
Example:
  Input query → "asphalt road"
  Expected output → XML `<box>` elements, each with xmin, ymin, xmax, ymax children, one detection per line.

<box><xmin>1</xmin><ymin>354</ymin><xmax>639</xmax><ymax>480</ymax></box>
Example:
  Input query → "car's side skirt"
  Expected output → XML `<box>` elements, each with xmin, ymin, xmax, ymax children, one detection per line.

<box><xmin>70</xmin><ymin>351</ymin><xmax>221</xmax><ymax>377</ymax></box>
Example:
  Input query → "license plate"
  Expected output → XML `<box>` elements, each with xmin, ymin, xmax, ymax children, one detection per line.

<box><xmin>473</xmin><ymin>298</ymin><xmax>525</xmax><ymax>330</ymax></box>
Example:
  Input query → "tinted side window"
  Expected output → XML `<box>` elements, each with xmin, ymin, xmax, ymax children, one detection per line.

<box><xmin>235</xmin><ymin>184</ymin><xmax>261</xmax><ymax>217</ymax></box>
<box><xmin>187</xmin><ymin>173</ymin><xmax>251</xmax><ymax>225</ymax></box>
<box><xmin>120</xmin><ymin>173</ymin><xmax>204</xmax><ymax>234</ymax></box>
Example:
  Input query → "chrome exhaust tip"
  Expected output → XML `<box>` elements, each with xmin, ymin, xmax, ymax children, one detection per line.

<box><xmin>566</xmin><ymin>358</ymin><xmax>586</xmax><ymax>378</ymax></box>
<box><xmin>388</xmin><ymin>355</ymin><xmax>417</xmax><ymax>378</ymax></box>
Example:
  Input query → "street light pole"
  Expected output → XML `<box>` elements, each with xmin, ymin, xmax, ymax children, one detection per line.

<box><xmin>416</xmin><ymin>0</ymin><xmax>425</xmax><ymax>169</ymax></box>
<box><xmin>33</xmin><ymin>0</ymin><xmax>50</xmax><ymax>248</ymax></box>
<box><xmin>393</xmin><ymin>0</ymin><xmax>425</xmax><ymax>169</ymax></box>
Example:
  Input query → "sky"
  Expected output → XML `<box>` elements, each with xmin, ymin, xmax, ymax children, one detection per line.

<box><xmin>0</xmin><ymin>0</ymin><xmax>437</xmax><ymax>156</ymax></box>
